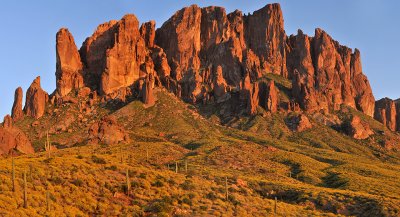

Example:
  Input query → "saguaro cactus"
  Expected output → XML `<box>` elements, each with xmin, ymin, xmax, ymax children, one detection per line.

<box><xmin>23</xmin><ymin>170</ymin><xmax>27</xmax><ymax>208</ymax></box>
<box><xmin>225</xmin><ymin>177</ymin><xmax>229</xmax><ymax>201</ymax></box>
<box><xmin>46</xmin><ymin>191</ymin><xmax>50</xmax><ymax>211</ymax></box>
<box><xmin>12</xmin><ymin>155</ymin><xmax>15</xmax><ymax>192</ymax></box>
<box><xmin>146</xmin><ymin>148</ymin><xmax>149</xmax><ymax>163</ymax></box>
<box><xmin>126</xmin><ymin>169</ymin><xmax>130</xmax><ymax>196</ymax></box>
<box><xmin>45</xmin><ymin>131</ymin><xmax>51</xmax><ymax>158</ymax></box>
<box><xmin>185</xmin><ymin>160</ymin><xmax>188</xmax><ymax>173</ymax></box>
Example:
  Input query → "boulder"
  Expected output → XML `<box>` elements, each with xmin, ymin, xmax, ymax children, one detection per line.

<box><xmin>11</xmin><ymin>87</ymin><xmax>24</xmax><ymax>121</ymax></box>
<box><xmin>286</xmin><ymin>114</ymin><xmax>312</xmax><ymax>132</ymax></box>
<box><xmin>0</xmin><ymin>115</ymin><xmax>34</xmax><ymax>155</ymax></box>
<box><xmin>88</xmin><ymin>116</ymin><xmax>129</xmax><ymax>145</ymax></box>
<box><xmin>24</xmin><ymin>77</ymin><xmax>48</xmax><ymax>119</ymax></box>
<box><xmin>344</xmin><ymin>115</ymin><xmax>374</xmax><ymax>139</ymax></box>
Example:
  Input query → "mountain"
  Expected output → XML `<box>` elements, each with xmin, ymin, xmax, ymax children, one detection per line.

<box><xmin>0</xmin><ymin>3</ymin><xmax>400</xmax><ymax>216</ymax></box>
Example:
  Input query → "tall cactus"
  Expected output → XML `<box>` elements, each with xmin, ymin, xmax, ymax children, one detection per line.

<box><xmin>45</xmin><ymin>131</ymin><xmax>51</xmax><ymax>158</ymax></box>
<box><xmin>146</xmin><ymin>148</ymin><xmax>149</xmax><ymax>163</ymax></box>
<box><xmin>225</xmin><ymin>176</ymin><xmax>229</xmax><ymax>201</ymax></box>
<box><xmin>126</xmin><ymin>168</ymin><xmax>130</xmax><ymax>196</ymax></box>
<box><xmin>46</xmin><ymin>191</ymin><xmax>50</xmax><ymax>211</ymax></box>
<box><xmin>23</xmin><ymin>170</ymin><xmax>27</xmax><ymax>208</ymax></box>
<box><xmin>12</xmin><ymin>155</ymin><xmax>15</xmax><ymax>192</ymax></box>
<box><xmin>185</xmin><ymin>160</ymin><xmax>188</xmax><ymax>173</ymax></box>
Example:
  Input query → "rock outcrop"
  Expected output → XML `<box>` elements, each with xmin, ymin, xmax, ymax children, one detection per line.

<box><xmin>0</xmin><ymin>115</ymin><xmax>34</xmax><ymax>155</ymax></box>
<box><xmin>88</xmin><ymin>116</ymin><xmax>129</xmax><ymax>145</ymax></box>
<box><xmin>24</xmin><ymin>77</ymin><xmax>48</xmax><ymax>119</ymax></box>
<box><xmin>80</xmin><ymin>14</ymin><xmax>147</xmax><ymax>95</ymax></box>
<box><xmin>288</xmin><ymin>29</ymin><xmax>375</xmax><ymax>116</ymax></box>
<box><xmin>286</xmin><ymin>114</ymin><xmax>312</xmax><ymax>132</ymax></box>
<box><xmin>344</xmin><ymin>115</ymin><xmax>374</xmax><ymax>139</ymax></box>
<box><xmin>11</xmin><ymin>87</ymin><xmax>24</xmax><ymax>121</ymax></box>
<box><xmin>140</xmin><ymin>20</ymin><xmax>156</xmax><ymax>48</ymax></box>
<box><xmin>245</xmin><ymin>3</ymin><xmax>287</xmax><ymax>77</ymax></box>
<box><xmin>141</xmin><ymin>73</ymin><xmax>155</xmax><ymax>106</ymax></box>
<box><xmin>240</xmin><ymin>73</ymin><xmax>259</xmax><ymax>115</ymax></box>
<box><xmin>55</xmin><ymin>28</ymin><xmax>84</xmax><ymax>97</ymax></box>
<box><xmin>152</xmin><ymin>3</ymin><xmax>375</xmax><ymax>118</ymax></box>
<box><xmin>374</xmin><ymin>98</ymin><xmax>399</xmax><ymax>131</ymax></box>
<box><xmin>260</xmin><ymin>80</ymin><xmax>279</xmax><ymax>113</ymax></box>
<box><xmin>212</xmin><ymin>66</ymin><xmax>229</xmax><ymax>102</ymax></box>
<box><xmin>156</xmin><ymin>5</ymin><xmax>202</xmax><ymax>81</ymax></box>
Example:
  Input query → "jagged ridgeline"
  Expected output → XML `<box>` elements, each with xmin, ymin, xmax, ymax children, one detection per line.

<box><xmin>0</xmin><ymin>3</ymin><xmax>400</xmax><ymax>216</ymax></box>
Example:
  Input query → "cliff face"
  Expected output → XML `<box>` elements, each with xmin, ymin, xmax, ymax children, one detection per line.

<box><xmin>288</xmin><ymin>29</ymin><xmax>375</xmax><ymax>116</ymax></box>
<box><xmin>375</xmin><ymin>98</ymin><xmax>400</xmax><ymax>131</ymax></box>
<box><xmin>55</xmin><ymin>28</ymin><xmax>84</xmax><ymax>97</ymax></box>
<box><xmin>7</xmin><ymin>3</ymin><xmax>379</xmax><ymax>127</ymax></box>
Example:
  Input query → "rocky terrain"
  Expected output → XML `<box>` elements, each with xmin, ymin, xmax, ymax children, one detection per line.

<box><xmin>0</xmin><ymin>3</ymin><xmax>400</xmax><ymax>216</ymax></box>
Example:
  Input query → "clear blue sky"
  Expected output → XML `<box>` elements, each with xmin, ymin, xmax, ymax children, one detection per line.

<box><xmin>1</xmin><ymin>0</ymin><xmax>399</xmax><ymax>118</ymax></box>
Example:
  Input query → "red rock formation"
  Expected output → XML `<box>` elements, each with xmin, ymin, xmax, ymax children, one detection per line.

<box><xmin>140</xmin><ymin>20</ymin><xmax>156</xmax><ymax>48</ymax></box>
<box><xmin>151</xmin><ymin>46</ymin><xmax>171</xmax><ymax>78</ymax></box>
<box><xmin>288</xmin><ymin>29</ymin><xmax>375</xmax><ymax>117</ymax></box>
<box><xmin>245</xmin><ymin>3</ymin><xmax>287</xmax><ymax>77</ymax></box>
<box><xmin>240</xmin><ymin>73</ymin><xmax>259</xmax><ymax>115</ymax></box>
<box><xmin>11</xmin><ymin>87</ymin><xmax>24</xmax><ymax>121</ymax></box>
<box><xmin>24</xmin><ymin>77</ymin><xmax>48</xmax><ymax>119</ymax></box>
<box><xmin>243</xmin><ymin>50</ymin><xmax>262</xmax><ymax>81</ymax></box>
<box><xmin>351</xmin><ymin>49</ymin><xmax>375</xmax><ymax>116</ymax></box>
<box><xmin>88</xmin><ymin>116</ymin><xmax>129</xmax><ymax>145</ymax></box>
<box><xmin>56</xmin><ymin>28</ymin><xmax>84</xmax><ymax>97</ymax></box>
<box><xmin>375</xmin><ymin>98</ymin><xmax>397</xmax><ymax>131</ymax></box>
<box><xmin>286</xmin><ymin>114</ymin><xmax>312</xmax><ymax>132</ymax></box>
<box><xmin>156</xmin><ymin>5</ymin><xmax>202</xmax><ymax>80</ymax></box>
<box><xmin>263</xmin><ymin>80</ymin><xmax>279</xmax><ymax>113</ymax></box>
<box><xmin>0</xmin><ymin>115</ymin><xmax>34</xmax><ymax>155</ymax></box>
<box><xmin>80</xmin><ymin>15</ymin><xmax>147</xmax><ymax>95</ymax></box>
<box><xmin>3</xmin><ymin>115</ymin><xmax>12</xmax><ymax>128</ymax></box>
<box><xmin>141</xmin><ymin>73</ymin><xmax>155</xmax><ymax>106</ymax></box>
<box><xmin>345</xmin><ymin>115</ymin><xmax>374</xmax><ymax>139</ymax></box>
<box><xmin>212</xmin><ymin>66</ymin><xmax>228</xmax><ymax>102</ymax></box>
<box><xmin>287</xmin><ymin>30</ymin><xmax>316</xmax><ymax>111</ymax></box>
